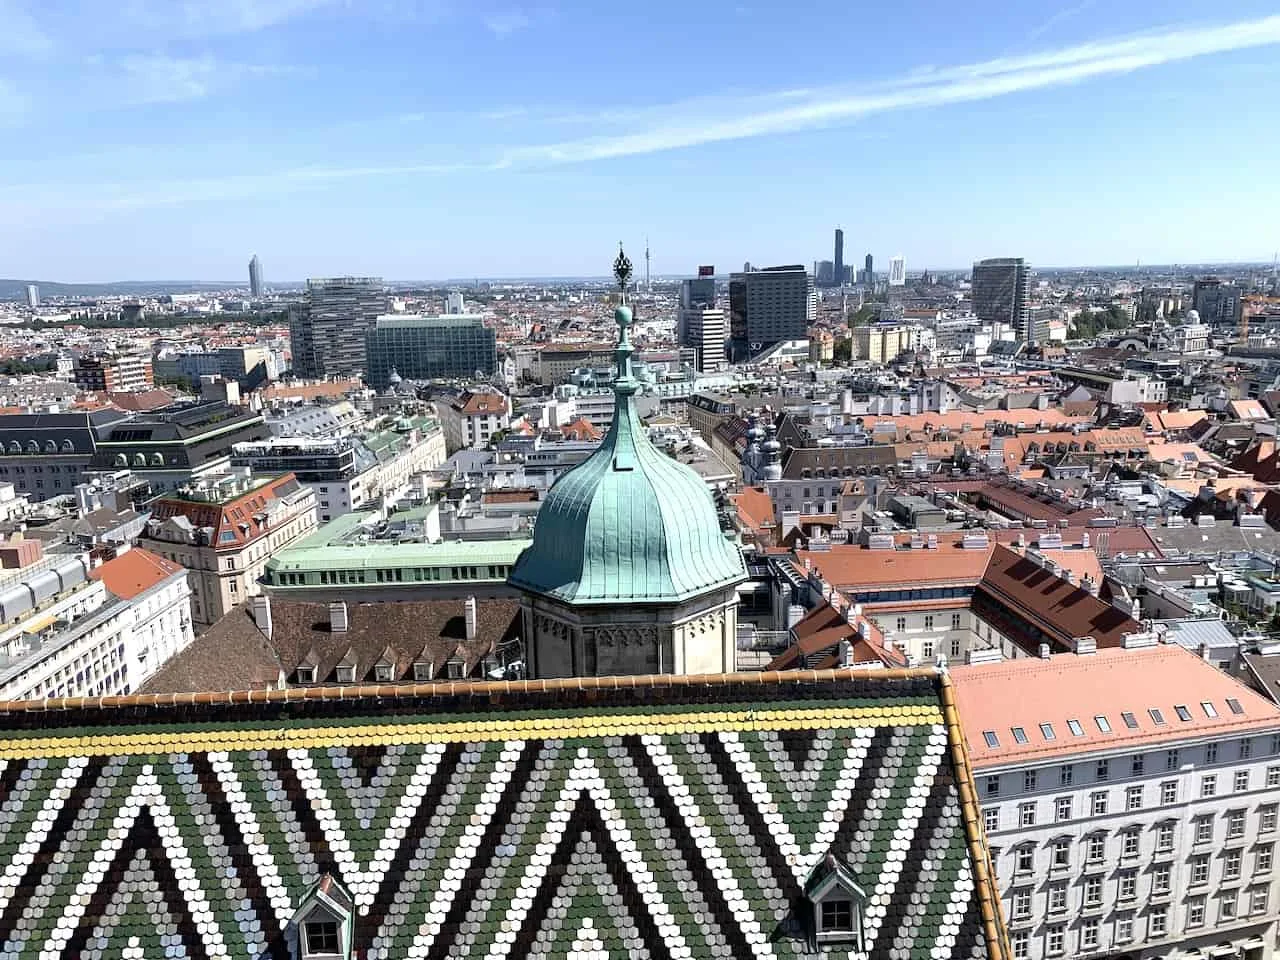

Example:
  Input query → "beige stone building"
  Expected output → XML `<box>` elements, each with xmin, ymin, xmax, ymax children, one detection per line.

<box><xmin>140</xmin><ymin>472</ymin><xmax>317</xmax><ymax>625</ymax></box>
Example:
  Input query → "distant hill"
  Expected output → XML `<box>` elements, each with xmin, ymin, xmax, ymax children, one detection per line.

<box><xmin>0</xmin><ymin>279</ymin><xmax>246</xmax><ymax>300</ymax></box>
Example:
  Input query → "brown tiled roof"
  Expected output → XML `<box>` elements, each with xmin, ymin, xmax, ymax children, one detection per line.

<box><xmin>798</xmin><ymin>542</ymin><xmax>996</xmax><ymax>591</ymax></box>
<box><xmin>456</xmin><ymin>391</ymin><xmax>508</xmax><ymax>416</ymax></box>
<box><xmin>976</xmin><ymin>544</ymin><xmax>1139</xmax><ymax>648</ymax></box>
<box><xmin>139</xmin><ymin>607</ymin><xmax>283</xmax><ymax>694</ymax></box>
<box><xmin>148</xmin><ymin>474</ymin><xmax>304</xmax><ymax>549</ymax></box>
<box><xmin>766</xmin><ymin>601</ymin><xmax>905</xmax><ymax>670</ymax></box>
<box><xmin>267</xmin><ymin>598</ymin><xmax>520</xmax><ymax>683</ymax></box>
<box><xmin>482</xmin><ymin>488</ymin><xmax>540</xmax><ymax>504</ymax></box>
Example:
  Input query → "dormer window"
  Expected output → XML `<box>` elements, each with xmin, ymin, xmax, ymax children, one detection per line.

<box><xmin>335</xmin><ymin>665</ymin><xmax>355</xmax><ymax>684</ymax></box>
<box><xmin>374</xmin><ymin>662</ymin><xmax>394</xmax><ymax>682</ymax></box>
<box><xmin>805</xmin><ymin>854</ymin><xmax>866</xmax><ymax>950</ymax></box>
<box><xmin>304</xmin><ymin>919</ymin><xmax>340</xmax><ymax>956</ymax></box>
<box><xmin>292</xmin><ymin>874</ymin><xmax>352</xmax><ymax>960</ymax></box>
<box><xmin>413</xmin><ymin>661</ymin><xmax>433</xmax><ymax>681</ymax></box>
<box><xmin>446</xmin><ymin>658</ymin><xmax>466</xmax><ymax>679</ymax></box>
<box><xmin>296</xmin><ymin>666</ymin><xmax>316</xmax><ymax>684</ymax></box>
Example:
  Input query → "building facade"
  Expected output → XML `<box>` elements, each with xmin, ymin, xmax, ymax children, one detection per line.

<box><xmin>0</xmin><ymin>549</ymin><xmax>193</xmax><ymax>701</ymax></box>
<box><xmin>728</xmin><ymin>264</ymin><xmax>815</xmax><ymax>360</ymax></box>
<box><xmin>0</xmin><ymin>409</ymin><xmax>129</xmax><ymax>500</ymax></box>
<box><xmin>290</xmin><ymin>276</ymin><xmax>387</xmax><ymax>379</ymax></box>
<box><xmin>73</xmin><ymin>353</ymin><xmax>155</xmax><ymax>393</ymax></box>
<box><xmin>890</xmin><ymin>254</ymin><xmax>907</xmax><ymax>286</ymax></box>
<box><xmin>438</xmin><ymin>389</ymin><xmax>510</xmax><ymax>452</ymax></box>
<box><xmin>955</xmin><ymin>646</ymin><xmax>1280</xmax><ymax>960</ymax></box>
<box><xmin>248</xmin><ymin>254</ymin><xmax>263</xmax><ymax>297</ymax></box>
<box><xmin>364</xmin><ymin>314</ymin><xmax>497</xmax><ymax>389</ymax></box>
<box><xmin>973</xmin><ymin>257</ymin><xmax>1032</xmax><ymax>341</ymax></box>
<box><xmin>140</xmin><ymin>472</ymin><xmax>318</xmax><ymax>625</ymax></box>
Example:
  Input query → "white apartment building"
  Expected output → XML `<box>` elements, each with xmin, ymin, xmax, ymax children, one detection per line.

<box><xmin>0</xmin><ymin>548</ymin><xmax>192</xmax><ymax>701</ymax></box>
<box><xmin>953</xmin><ymin>646</ymin><xmax>1280</xmax><ymax>960</ymax></box>
<box><xmin>439</xmin><ymin>389</ymin><xmax>510</xmax><ymax>452</ymax></box>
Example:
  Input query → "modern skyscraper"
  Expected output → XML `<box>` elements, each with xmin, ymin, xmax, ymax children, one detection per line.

<box><xmin>972</xmin><ymin>257</ymin><xmax>1032</xmax><ymax>340</ymax></box>
<box><xmin>24</xmin><ymin>284</ymin><xmax>38</xmax><ymax>308</ymax></box>
<box><xmin>677</xmin><ymin>272</ymin><xmax>719</xmax><ymax>367</ymax></box>
<box><xmin>833</xmin><ymin>228</ymin><xmax>844</xmax><ymax>289</ymax></box>
<box><xmin>248</xmin><ymin>255</ymin><xmax>263</xmax><ymax>298</ymax></box>
<box><xmin>365</xmin><ymin>314</ymin><xmax>497</xmax><ymax>388</ymax></box>
<box><xmin>728</xmin><ymin>264</ymin><xmax>814</xmax><ymax>361</ymax></box>
<box><xmin>1192</xmin><ymin>277</ymin><xmax>1243</xmax><ymax>327</ymax></box>
<box><xmin>290</xmin><ymin>277</ymin><xmax>387</xmax><ymax>379</ymax></box>
<box><xmin>864</xmin><ymin>253</ymin><xmax>874</xmax><ymax>284</ymax></box>
<box><xmin>889</xmin><ymin>255</ymin><xmax>906</xmax><ymax>287</ymax></box>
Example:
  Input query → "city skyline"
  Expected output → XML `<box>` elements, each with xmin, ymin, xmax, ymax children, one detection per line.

<box><xmin>0</xmin><ymin>1</ymin><xmax>1278</xmax><ymax>279</ymax></box>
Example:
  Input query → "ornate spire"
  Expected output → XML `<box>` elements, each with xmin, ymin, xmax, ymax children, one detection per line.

<box><xmin>613</xmin><ymin>242</ymin><xmax>633</xmax><ymax>302</ymax></box>
<box><xmin>611</xmin><ymin>245</ymin><xmax>637</xmax><ymax>400</ymax></box>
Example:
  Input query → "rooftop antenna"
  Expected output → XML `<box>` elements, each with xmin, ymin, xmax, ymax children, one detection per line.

<box><xmin>645</xmin><ymin>236</ymin><xmax>651</xmax><ymax>292</ymax></box>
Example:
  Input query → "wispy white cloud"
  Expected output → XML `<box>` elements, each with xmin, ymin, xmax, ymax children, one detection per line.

<box><xmin>483</xmin><ymin>9</ymin><xmax>531</xmax><ymax>36</ymax></box>
<box><xmin>1027</xmin><ymin>0</ymin><xmax>1098</xmax><ymax>42</ymax></box>
<box><xmin>106</xmin><ymin>54</ymin><xmax>298</xmax><ymax>105</ymax></box>
<box><xmin>0</xmin><ymin>0</ymin><xmax>51</xmax><ymax>55</ymax></box>
<box><xmin>496</xmin><ymin>13</ymin><xmax>1280</xmax><ymax>166</ymax></box>
<box><xmin>13</xmin><ymin>12</ymin><xmax>1280</xmax><ymax>211</ymax></box>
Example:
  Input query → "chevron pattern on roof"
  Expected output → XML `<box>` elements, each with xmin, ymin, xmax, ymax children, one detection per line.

<box><xmin>0</xmin><ymin>675</ymin><xmax>1001</xmax><ymax>960</ymax></box>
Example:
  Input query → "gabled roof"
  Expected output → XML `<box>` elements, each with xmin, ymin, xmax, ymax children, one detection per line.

<box><xmin>0</xmin><ymin>669</ymin><xmax>1008</xmax><ymax>960</ymax></box>
<box><xmin>976</xmin><ymin>544</ymin><xmax>1140</xmax><ymax>649</ymax></box>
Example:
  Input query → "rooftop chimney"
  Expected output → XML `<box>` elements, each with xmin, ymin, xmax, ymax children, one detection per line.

<box><xmin>329</xmin><ymin>600</ymin><xmax>348</xmax><ymax>634</ymax></box>
<box><xmin>464</xmin><ymin>596</ymin><xmax>478</xmax><ymax>641</ymax></box>
<box><xmin>1075</xmin><ymin>635</ymin><xmax>1097</xmax><ymax>655</ymax></box>
<box><xmin>249</xmin><ymin>594</ymin><xmax>272</xmax><ymax>640</ymax></box>
<box><xmin>838</xmin><ymin>639</ymin><xmax>853</xmax><ymax>667</ymax></box>
<box><xmin>1038</xmin><ymin>642</ymin><xmax>1052</xmax><ymax>660</ymax></box>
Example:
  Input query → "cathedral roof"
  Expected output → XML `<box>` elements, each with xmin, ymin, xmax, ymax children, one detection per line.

<box><xmin>0</xmin><ymin>668</ymin><xmax>1007</xmax><ymax>960</ymax></box>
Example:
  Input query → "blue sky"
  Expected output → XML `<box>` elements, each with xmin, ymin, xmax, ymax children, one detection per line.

<box><xmin>2</xmin><ymin>0</ymin><xmax>1279</xmax><ymax>281</ymax></box>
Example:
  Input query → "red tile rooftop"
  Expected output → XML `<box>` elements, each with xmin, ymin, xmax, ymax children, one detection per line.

<box><xmin>951</xmin><ymin>645</ymin><xmax>1280</xmax><ymax>768</ymax></box>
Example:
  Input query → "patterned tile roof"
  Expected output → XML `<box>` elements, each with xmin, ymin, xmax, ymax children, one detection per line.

<box><xmin>0</xmin><ymin>670</ymin><xmax>1005</xmax><ymax>960</ymax></box>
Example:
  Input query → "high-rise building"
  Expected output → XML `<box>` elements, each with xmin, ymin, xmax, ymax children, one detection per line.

<box><xmin>677</xmin><ymin>274</ymin><xmax>717</xmax><ymax>351</ymax></box>
<box><xmin>248</xmin><ymin>255</ymin><xmax>263</xmax><ymax>298</ymax></box>
<box><xmin>815</xmin><ymin>260</ymin><xmax>834</xmax><ymax>286</ymax></box>
<box><xmin>728</xmin><ymin>264</ymin><xmax>814</xmax><ymax>361</ymax></box>
<box><xmin>364</xmin><ymin>314</ymin><xmax>498</xmax><ymax>389</ymax></box>
<box><xmin>684</xmin><ymin>308</ymin><xmax>727</xmax><ymax>372</ymax></box>
<box><xmin>290</xmin><ymin>277</ymin><xmax>387</xmax><ymax>379</ymax></box>
<box><xmin>889</xmin><ymin>255</ymin><xmax>907</xmax><ymax>287</ymax></box>
<box><xmin>972</xmin><ymin>257</ymin><xmax>1032</xmax><ymax>340</ymax></box>
<box><xmin>833</xmin><ymin>228</ymin><xmax>844</xmax><ymax>289</ymax></box>
<box><xmin>1193</xmin><ymin>277</ymin><xmax>1243</xmax><ymax>327</ymax></box>
<box><xmin>864</xmin><ymin>253</ymin><xmax>874</xmax><ymax>283</ymax></box>
<box><xmin>24</xmin><ymin>284</ymin><xmax>38</xmax><ymax>308</ymax></box>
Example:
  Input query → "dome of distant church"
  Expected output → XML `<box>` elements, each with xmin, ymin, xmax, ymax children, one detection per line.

<box><xmin>509</xmin><ymin>262</ymin><xmax>745</xmax><ymax>606</ymax></box>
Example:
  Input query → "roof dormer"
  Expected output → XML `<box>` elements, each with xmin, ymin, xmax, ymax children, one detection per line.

<box><xmin>291</xmin><ymin>874</ymin><xmax>354</xmax><ymax>960</ymax></box>
<box><xmin>804</xmin><ymin>854</ymin><xmax>867</xmax><ymax>951</ymax></box>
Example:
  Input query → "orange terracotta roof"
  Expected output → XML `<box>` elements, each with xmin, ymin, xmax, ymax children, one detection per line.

<box><xmin>951</xmin><ymin>645</ymin><xmax>1280</xmax><ymax>768</ymax></box>
<box><xmin>731</xmin><ymin>486</ymin><xmax>776</xmax><ymax>534</ymax></box>
<box><xmin>91</xmin><ymin>548</ymin><xmax>185</xmax><ymax>599</ymax></box>
<box><xmin>797</xmin><ymin>543</ymin><xmax>995</xmax><ymax>591</ymax></box>
<box><xmin>457</xmin><ymin>392</ymin><xmax>508</xmax><ymax>416</ymax></box>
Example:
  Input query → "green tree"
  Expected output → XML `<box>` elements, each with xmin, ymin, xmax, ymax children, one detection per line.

<box><xmin>848</xmin><ymin>304</ymin><xmax>877</xmax><ymax>327</ymax></box>
<box><xmin>833</xmin><ymin>338</ymin><xmax>852</xmax><ymax>362</ymax></box>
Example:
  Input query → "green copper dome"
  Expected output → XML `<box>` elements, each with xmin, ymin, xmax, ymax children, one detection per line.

<box><xmin>509</xmin><ymin>250</ymin><xmax>746</xmax><ymax>605</ymax></box>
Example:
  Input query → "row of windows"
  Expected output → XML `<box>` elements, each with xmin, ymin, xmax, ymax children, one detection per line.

<box><xmin>1010</xmin><ymin>891</ymin><xmax>1270</xmax><ymax>959</ymax></box>
<box><xmin>985</xmin><ymin>748</ymin><xmax>1280</xmax><ymax>797</ymax></box>
<box><xmin>894</xmin><ymin>613</ymin><xmax>965</xmax><ymax>632</ymax></box>
<box><xmin>281</xmin><ymin>564</ymin><xmax>514</xmax><ymax>587</ymax></box>
<box><xmin>989</xmin><ymin>785</ymin><xmax>1279</xmax><ymax>828</ymax></box>
<box><xmin>1003</xmin><ymin>829</ymin><xmax>1273</xmax><ymax>879</ymax></box>
<box><xmin>0</xmin><ymin>439</ymin><xmax>77</xmax><ymax>454</ymax></box>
